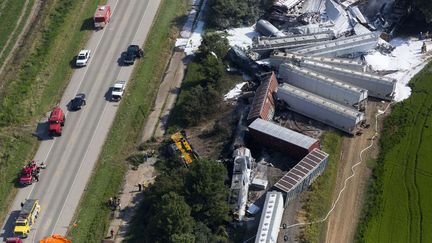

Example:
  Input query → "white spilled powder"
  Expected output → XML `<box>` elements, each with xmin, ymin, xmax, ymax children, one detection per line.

<box><xmin>183</xmin><ymin>21</ymin><xmax>205</xmax><ymax>56</ymax></box>
<box><xmin>226</xmin><ymin>26</ymin><xmax>260</xmax><ymax>49</ymax></box>
<box><xmin>224</xmin><ymin>82</ymin><xmax>247</xmax><ymax>100</ymax></box>
<box><xmin>365</xmin><ymin>38</ymin><xmax>431</xmax><ymax>102</ymax></box>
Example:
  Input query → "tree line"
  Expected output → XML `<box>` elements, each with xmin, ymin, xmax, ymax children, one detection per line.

<box><xmin>207</xmin><ymin>0</ymin><xmax>273</xmax><ymax>29</ymax></box>
<box><xmin>127</xmin><ymin>158</ymin><xmax>230</xmax><ymax>242</ymax></box>
<box><xmin>170</xmin><ymin>32</ymin><xmax>232</xmax><ymax>127</ymax></box>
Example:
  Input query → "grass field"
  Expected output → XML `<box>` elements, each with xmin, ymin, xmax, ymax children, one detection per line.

<box><xmin>0</xmin><ymin>0</ymin><xmax>33</xmax><ymax>68</ymax></box>
<box><xmin>300</xmin><ymin>131</ymin><xmax>343</xmax><ymax>242</ymax></box>
<box><xmin>356</xmin><ymin>62</ymin><xmax>432</xmax><ymax>242</ymax></box>
<box><xmin>0</xmin><ymin>0</ymin><xmax>104</xmax><ymax>224</ymax></box>
<box><xmin>67</xmin><ymin>0</ymin><xmax>189</xmax><ymax>241</ymax></box>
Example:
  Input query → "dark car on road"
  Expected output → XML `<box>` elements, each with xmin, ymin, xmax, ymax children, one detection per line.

<box><xmin>123</xmin><ymin>45</ymin><xmax>143</xmax><ymax>65</ymax></box>
<box><xmin>69</xmin><ymin>93</ymin><xmax>86</xmax><ymax>111</ymax></box>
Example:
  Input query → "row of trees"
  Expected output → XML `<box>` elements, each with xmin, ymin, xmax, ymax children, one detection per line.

<box><xmin>128</xmin><ymin>159</ymin><xmax>230</xmax><ymax>242</ymax></box>
<box><xmin>207</xmin><ymin>0</ymin><xmax>274</xmax><ymax>29</ymax></box>
<box><xmin>171</xmin><ymin>32</ymin><xmax>231</xmax><ymax>127</ymax></box>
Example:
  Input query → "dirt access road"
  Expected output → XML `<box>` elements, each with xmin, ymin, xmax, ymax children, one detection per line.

<box><xmin>325</xmin><ymin>100</ymin><xmax>388</xmax><ymax>243</ymax></box>
<box><xmin>0</xmin><ymin>0</ymin><xmax>160</xmax><ymax>242</ymax></box>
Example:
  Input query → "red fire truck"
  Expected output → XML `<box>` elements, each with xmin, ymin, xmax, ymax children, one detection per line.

<box><xmin>94</xmin><ymin>5</ymin><xmax>111</xmax><ymax>29</ymax></box>
<box><xmin>48</xmin><ymin>107</ymin><xmax>65</xmax><ymax>136</ymax></box>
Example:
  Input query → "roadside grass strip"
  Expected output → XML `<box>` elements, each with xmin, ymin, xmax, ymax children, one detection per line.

<box><xmin>0</xmin><ymin>0</ymin><xmax>104</xmax><ymax>223</ymax></box>
<box><xmin>300</xmin><ymin>132</ymin><xmax>343</xmax><ymax>242</ymax></box>
<box><xmin>356</xmin><ymin>62</ymin><xmax>432</xmax><ymax>242</ymax></box>
<box><xmin>67</xmin><ymin>0</ymin><xmax>188</xmax><ymax>241</ymax></box>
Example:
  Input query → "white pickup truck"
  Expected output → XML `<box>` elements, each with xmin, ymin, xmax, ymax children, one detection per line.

<box><xmin>111</xmin><ymin>81</ymin><xmax>126</xmax><ymax>101</ymax></box>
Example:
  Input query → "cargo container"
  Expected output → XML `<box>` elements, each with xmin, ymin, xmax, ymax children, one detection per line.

<box><xmin>277</xmin><ymin>83</ymin><xmax>364</xmax><ymax>134</ymax></box>
<box><xmin>278</xmin><ymin>63</ymin><xmax>368</xmax><ymax>108</ymax></box>
<box><xmin>300</xmin><ymin>59</ymin><xmax>396</xmax><ymax>100</ymax></box>
<box><xmin>290</xmin><ymin>32</ymin><xmax>380</xmax><ymax>57</ymax></box>
<box><xmin>274</xmin><ymin>149</ymin><xmax>329</xmax><ymax>204</ymax></box>
<box><xmin>248</xmin><ymin>118</ymin><xmax>320</xmax><ymax>159</ymax></box>
<box><xmin>255</xmin><ymin>191</ymin><xmax>284</xmax><ymax>243</ymax></box>
<box><xmin>269</xmin><ymin>52</ymin><xmax>366</xmax><ymax>72</ymax></box>
<box><xmin>255</xmin><ymin>19</ymin><xmax>285</xmax><ymax>37</ymax></box>
<box><xmin>247</xmin><ymin>72</ymin><xmax>278</xmax><ymax>123</ymax></box>
<box><xmin>251</xmin><ymin>31</ymin><xmax>334</xmax><ymax>53</ymax></box>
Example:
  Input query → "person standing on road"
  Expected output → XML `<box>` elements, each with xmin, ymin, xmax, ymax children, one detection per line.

<box><xmin>40</xmin><ymin>162</ymin><xmax>47</xmax><ymax>169</ymax></box>
<box><xmin>138</xmin><ymin>183</ymin><xmax>142</xmax><ymax>191</ymax></box>
<box><xmin>110</xmin><ymin>229</ymin><xmax>114</xmax><ymax>239</ymax></box>
<box><xmin>34</xmin><ymin>174</ymin><xmax>39</xmax><ymax>182</ymax></box>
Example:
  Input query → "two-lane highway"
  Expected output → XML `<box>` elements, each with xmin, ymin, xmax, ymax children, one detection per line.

<box><xmin>0</xmin><ymin>0</ymin><xmax>161</xmax><ymax>241</ymax></box>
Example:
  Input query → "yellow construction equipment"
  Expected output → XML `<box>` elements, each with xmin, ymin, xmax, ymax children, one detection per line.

<box><xmin>39</xmin><ymin>235</ymin><xmax>71</xmax><ymax>243</ymax></box>
<box><xmin>170</xmin><ymin>131</ymin><xmax>198</xmax><ymax>165</ymax></box>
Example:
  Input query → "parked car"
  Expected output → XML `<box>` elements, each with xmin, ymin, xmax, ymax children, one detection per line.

<box><xmin>69</xmin><ymin>93</ymin><xmax>86</xmax><ymax>111</ymax></box>
<box><xmin>76</xmin><ymin>50</ymin><xmax>91</xmax><ymax>67</ymax></box>
<box><xmin>123</xmin><ymin>45</ymin><xmax>143</xmax><ymax>65</ymax></box>
<box><xmin>111</xmin><ymin>81</ymin><xmax>126</xmax><ymax>101</ymax></box>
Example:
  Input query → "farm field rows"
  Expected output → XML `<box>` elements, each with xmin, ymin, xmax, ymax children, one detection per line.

<box><xmin>359</xmin><ymin>62</ymin><xmax>432</xmax><ymax>242</ymax></box>
<box><xmin>0</xmin><ymin>0</ymin><xmax>33</xmax><ymax>68</ymax></box>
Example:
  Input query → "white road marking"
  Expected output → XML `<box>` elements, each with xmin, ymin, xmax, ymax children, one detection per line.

<box><xmin>49</xmin><ymin>0</ymin><xmax>150</xmax><ymax>236</ymax></box>
<box><xmin>25</xmin><ymin>0</ymin><xmax>120</xmax><ymax>202</ymax></box>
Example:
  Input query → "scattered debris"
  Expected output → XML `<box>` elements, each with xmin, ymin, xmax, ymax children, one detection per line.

<box><xmin>173</xmin><ymin>0</ymin><xmax>432</xmax><ymax>241</ymax></box>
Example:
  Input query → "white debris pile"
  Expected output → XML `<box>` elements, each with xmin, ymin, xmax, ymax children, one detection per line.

<box><xmin>224</xmin><ymin>82</ymin><xmax>247</xmax><ymax>100</ymax></box>
<box><xmin>226</xmin><ymin>26</ymin><xmax>259</xmax><ymax>49</ymax></box>
<box><xmin>365</xmin><ymin>38</ymin><xmax>431</xmax><ymax>101</ymax></box>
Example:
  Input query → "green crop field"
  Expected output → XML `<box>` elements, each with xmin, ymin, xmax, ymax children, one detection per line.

<box><xmin>357</xmin><ymin>62</ymin><xmax>432</xmax><ymax>242</ymax></box>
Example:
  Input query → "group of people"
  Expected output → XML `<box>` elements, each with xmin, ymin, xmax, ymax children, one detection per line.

<box><xmin>23</xmin><ymin>160</ymin><xmax>46</xmax><ymax>182</ymax></box>
<box><xmin>108</xmin><ymin>196</ymin><xmax>121</xmax><ymax>211</ymax></box>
